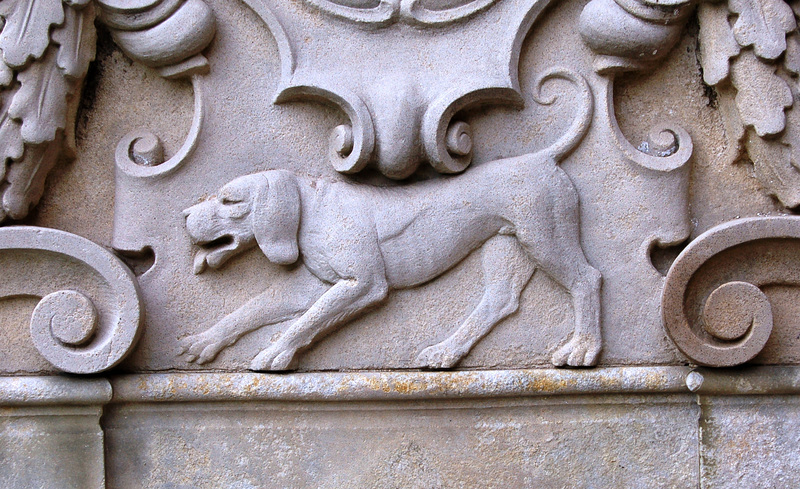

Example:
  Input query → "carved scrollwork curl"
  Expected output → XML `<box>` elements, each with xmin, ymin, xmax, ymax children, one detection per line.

<box><xmin>662</xmin><ymin>216</ymin><xmax>800</xmax><ymax>367</ymax></box>
<box><xmin>600</xmin><ymin>78</ymin><xmax>693</xmax><ymax>173</ymax></box>
<box><xmin>422</xmin><ymin>85</ymin><xmax>521</xmax><ymax>174</ymax></box>
<box><xmin>0</xmin><ymin>226</ymin><xmax>143</xmax><ymax>373</ymax></box>
<box><xmin>115</xmin><ymin>75</ymin><xmax>206</xmax><ymax>179</ymax></box>
<box><xmin>276</xmin><ymin>84</ymin><xmax>375</xmax><ymax>174</ymax></box>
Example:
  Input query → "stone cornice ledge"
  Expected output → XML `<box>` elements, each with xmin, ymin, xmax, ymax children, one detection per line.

<box><xmin>111</xmin><ymin>367</ymin><xmax>698</xmax><ymax>403</ymax></box>
<box><xmin>7</xmin><ymin>367</ymin><xmax>800</xmax><ymax>406</ymax></box>
<box><xmin>0</xmin><ymin>376</ymin><xmax>112</xmax><ymax>406</ymax></box>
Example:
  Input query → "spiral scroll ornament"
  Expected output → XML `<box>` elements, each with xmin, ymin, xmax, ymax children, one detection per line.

<box><xmin>662</xmin><ymin>217</ymin><xmax>800</xmax><ymax>367</ymax></box>
<box><xmin>0</xmin><ymin>226</ymin><xmax>143</xmax><ymax>374</ymax></box>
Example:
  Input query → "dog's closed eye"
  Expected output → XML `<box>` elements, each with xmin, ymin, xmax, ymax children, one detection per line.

<box><xmin>220</xmin><ymin>196</ymin><xmax>242</xmax><ymax>205</ymax></box>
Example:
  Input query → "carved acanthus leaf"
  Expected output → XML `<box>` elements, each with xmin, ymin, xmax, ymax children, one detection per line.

<box><xmin>2</xmin><ymin>136</ymin><xmax>61</xmax><ymax>219</ymax></box>
<box><xmin>9</xmin><ymin>47</ymin><xmax>73</xmax><ymax>144</ymax></box>
<box><xmin>0</xmin><ymin>90</ymin><xmax>24</xmax><ymax>173</ymax></box>
<box><xmin>0</xmin><ymin>61</ymin><xmax>12</xmax><ymax>87</ymax></box>
<box><xmin>52</xmin><ymin>3</ymin><xmax>95</xmax><ymax>79</ymax></box>
<box><xmin>696</xmin><ymin>0</ymin><xmax>800</xmax><ymax>207</ymax></box>
<box><xmin>698</xmin><ymin>3</ymin><xmax>741</xmax><ymax>85</ymax></box>
<box><xmin>745</xmin><ymin>127</ymin><xmax>800</xmax><ymax>206</ymax></box>
<box><xmin>0</xmin><ymin>0</ymin><xmax>65</xmax><ymax>68</ymax></box>
<box><xmin>730</xmin><ymin>49</ymin><xmax>792</xmax><ymax>137</ymax></box>
<box><xmin>785</xmin><ymin>31</ymin><xmax>800</xmax><ymax>74</ymax></box>
<box><xmin>729</xmin><ymin>0</ymin><xmax>796</xmax><ymax>60</ymax></box>
<box><xmin>0</xmin><ymin>1</ymin><xmax>95</xmax><ymax>222</ymax></box>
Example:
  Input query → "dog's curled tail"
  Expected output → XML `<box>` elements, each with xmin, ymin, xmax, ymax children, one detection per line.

<box><xmin>533</xmin><ymin>67</ymin><xmax>594</xmax><ymax>163</ymax></box>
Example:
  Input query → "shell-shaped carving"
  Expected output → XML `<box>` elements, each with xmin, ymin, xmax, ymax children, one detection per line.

<box><xmin>0</xmin><ymin>226</ymin><xmax>143</xmax><ymax>374</ymax></box>
<box><xmin>662</xmin><ymin>217</ymin><xmax>800</xmax><ymax>367</ymax></box>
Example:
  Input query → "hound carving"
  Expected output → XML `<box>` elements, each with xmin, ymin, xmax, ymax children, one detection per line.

<box><xmin>180</xmin><ymin>68</ymin><xmax>602</xmax><ymax>371</ymax></box>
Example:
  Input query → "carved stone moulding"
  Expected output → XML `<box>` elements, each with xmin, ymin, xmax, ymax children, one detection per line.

<box><xmin>244</xmin><ymin>0</ymin><xmax>558</xmax><ymax>178</ymax></box>
<box><xmin>662</xmin><ymin>216</ymin><xmax>800</xmax><ymax>367</ymax></box>
<box><xmin>0</xmin><ymin>226</ymin><xmax>143</xmax><ymax>373</ymax></box>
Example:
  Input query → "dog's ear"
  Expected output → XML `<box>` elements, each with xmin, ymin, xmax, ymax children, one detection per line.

<box><xmin>252</xmin><ymin>170</ymin><xmax>301</xmax><ymax>265</ymax></box>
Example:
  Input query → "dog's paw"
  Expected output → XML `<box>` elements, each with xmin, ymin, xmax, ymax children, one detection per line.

<box><xmin>179</xmin><ymin>331</ymin><xmax>233</xmax><ymax>364</ymax></box>
<box><xmin>551</xmin><ymin>333</ymin><xmax>601</xmax><ymax>367</ymax></box>
<box><xmin>413</xmin><ymin>342</ymin><xmax>464</xmax><ymax>369</ymax></box>
<box><xmin>250</xmin><ymin>345</ymin><xmax>297</xmax><ymax>371</ymax></box>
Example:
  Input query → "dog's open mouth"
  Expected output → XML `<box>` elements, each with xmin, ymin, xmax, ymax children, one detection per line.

<box><xmin>193</xmin><ymin>235</ymin><xmax>236</xmax><ymax>274</ymax></box>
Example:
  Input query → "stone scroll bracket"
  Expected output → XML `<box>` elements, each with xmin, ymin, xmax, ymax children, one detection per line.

<box><xmin>567</xmin><ymin>0</ymin><xmax>696</xmax><ymax>363</ymax></box>
<box><xmin>101</xmin><ymin>0</ymin><xmax>215</xmax><ymax>179</ymax></box>
<box><xmin>0</xmin><ymin>226</ymin><xmax>144</xmax><ymax>374</ymax></box>
<box><xmin>662</xmin><ymin>216</ymin><xmax>800</xmax><ymax>367</ymax></box>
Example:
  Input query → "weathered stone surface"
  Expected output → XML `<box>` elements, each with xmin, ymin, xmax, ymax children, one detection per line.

<box><xmin>0</xmin><ymin>377</ymin><xmax>110</xmax><ymax>489</ymax></box>
<box><xmin>105</xmin><ymin>396</ymin><xmax>700</xmax><ymax>488</ymax></box>
<box><xmin>700</xmin><ymin>396</ymin><xmax>800</xmax><ymax>488</ymax></box>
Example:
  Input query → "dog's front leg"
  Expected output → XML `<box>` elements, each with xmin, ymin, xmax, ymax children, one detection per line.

<box><xmin>250</xmin><ymin>275</ymin><xmax>389</xmax><ymax>371</ymax></box>
<box><xmin>180</xmin><ymin>283</ymin><xmax>326</xmax><ymax>364</ymax></box>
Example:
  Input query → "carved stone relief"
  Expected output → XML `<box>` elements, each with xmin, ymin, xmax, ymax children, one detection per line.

<box><xmin>4</xmin><ymin>0</ymin><xmax>800</xmax><ymax>486</ymax></box>
<box><xmin>180</xmin><ymin>69</ymin><xmax>602</xmax><ymax>370</ymax></box>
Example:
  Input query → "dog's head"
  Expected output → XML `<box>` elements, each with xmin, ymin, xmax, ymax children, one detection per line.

<box><xmin>183</xmin><ymin>170</ymin><xmax>301</xmax><ymax>274</ymax></box>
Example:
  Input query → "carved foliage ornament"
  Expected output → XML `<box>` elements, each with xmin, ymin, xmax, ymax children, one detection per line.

<box><xmin>697</xmin><ymin>0</ymin><xmax>800</xmax><ymax>207</ymax></box>
<box><xmin>0</xmin><ymin>0</ymin><xmax>96</xmax><ymax>222</ymax></box>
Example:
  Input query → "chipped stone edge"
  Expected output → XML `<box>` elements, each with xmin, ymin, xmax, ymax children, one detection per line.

<box><xmin>0</xmin><ymin>376</ymin><xmax>112</xmax><ymax>406</ymax></box>
<box><xmin>687</xmin><ymin>366</ymin><xmax>800</xmax><ymax>395</ymax></box>
<box><xmin>110</xmin><ymin>367</ymin><xmax>696</xmax><ymax>403</ymax></box>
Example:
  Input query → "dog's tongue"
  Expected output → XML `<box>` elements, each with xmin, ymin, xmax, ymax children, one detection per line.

<box><xmin>193</xmin><ymin>250</ymin><xmax>209</xmax><ymax>275</ymax></box>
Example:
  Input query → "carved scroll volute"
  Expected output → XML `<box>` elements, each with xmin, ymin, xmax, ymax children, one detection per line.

<box><xmin>0</xmin><ymin>226</ymin><xmax>143</xmax><ymax>373</ymax></box>
<box><xmin>662</xmin><ymin>217</ymin><xmax>800</xmax><ymax>367</ymax></box>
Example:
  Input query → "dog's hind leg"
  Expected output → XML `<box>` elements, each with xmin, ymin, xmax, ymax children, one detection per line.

<box><xmin>515</xmin><ymin>187</ymin><xmax>602</xmax><ymax>367</ymax></box>
<box><xmin>414</xmin><ymin>235</ymin><xmax>535</xmax><ymax>369</ymax></box>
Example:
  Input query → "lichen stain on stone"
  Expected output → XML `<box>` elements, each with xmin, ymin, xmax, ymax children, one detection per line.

<box><xmin>643</xmin><ymin>371</ymin><xmax>668</xmax><ymax>390</ymax></box>
<box><xmin>527</xmin><ymin>376</ymin><xmax>573</xmax><ymax>393</ymax></box>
